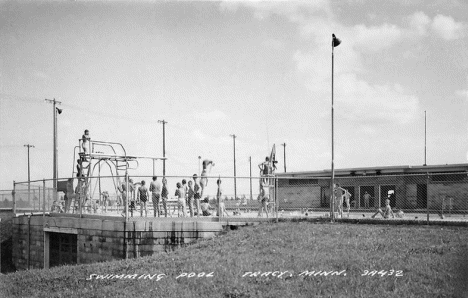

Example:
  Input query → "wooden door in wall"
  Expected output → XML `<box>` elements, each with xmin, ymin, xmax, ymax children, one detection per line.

<box><xmin>49</xmin><ymin>233</ymin><xmax>77</xmax><ymax>268</ymax></box>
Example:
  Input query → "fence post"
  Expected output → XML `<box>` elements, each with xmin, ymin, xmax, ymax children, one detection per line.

<box><xmin>79</xmin><ymin>177</ymin><xmax>84</xmax><ymax>218</ymax></box>
<box><xmin>37</xmin><ymin>188</ymin><xmax>39</xmax><ymax>213</ymax></box>
<box><xmin>125</xmin><ymin>171</ymin><xmax>129</xmax><ymax>221</ymax></box>
<box><xmin>330</xmin><ymin>180</ymin><xmax>335</xmax><ymax>223</ymax></box>
<box><xmin>426</xmin><ymin>173</ymin><xmax>430</xmax><ymax>225</ymax></box>
<box><xmin>275</xmin><ymin>177</ymin><xmax>278</xmax><ymax>223</ymax></box>
<box><xmin>43</xmin><ymin>179</ymin><xmax>46</xmax><ymax>218</ymax></box>
<box><xmin>12</xmin><ymin>181</ymin><xmax>16</xmax><ymax>214</ymax></box>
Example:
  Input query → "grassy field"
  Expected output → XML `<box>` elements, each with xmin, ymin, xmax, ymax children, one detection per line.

<box><xmin>1</xmin><ymin>221</ymin><xmax>467</xmax><ymax>298</ymax></box>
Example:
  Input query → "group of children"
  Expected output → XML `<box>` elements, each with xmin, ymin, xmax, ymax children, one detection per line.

<box><xmin>118</xmin><ymin>159</ymin><xmax>224</xmax><ymax>218</ymax></box>
<box><xmin>333</xmin><ymin>184</ymin><xmax>404</xmax><ymax>219</ymax></box>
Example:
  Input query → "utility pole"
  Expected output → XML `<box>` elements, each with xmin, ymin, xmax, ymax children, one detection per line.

<box><xmin>45</xmin><ymin>98</ymin><xmax>62</xmax><ymax>197</ymax></box>
<box><xmin>424</xmin><ymin>110</ymin><xmax>427</xmax><ymax>166</ymax></box>
<box><xmin>230</xmin><ymin>134</ymin><xmax>237</xmax><ymax>199</ymax></box>
<box><xmin>198</xmin><ymin>156</ymin><xmax>201</xmax><ymax>176</ymax></box>
<box><xmin>249</xmin><ymin>156</ymin><xmax>252</xmax><ymax>200</ymax></box>
<box><xmin>330</xmin><ymin>33</ymin><xmax>341</xmax><ymax>222</ymax></box>
<box><xmin>24</xmin><ymin>144</ymin><xmax>35</xmax><ymax>205</ymax></box>
<box><xmin>281</xmin><ymin>143</ymin><xmax>286</xmax><ymax>172</ymax></box>
<box><xmin>158</xmin><ymin>120</ymin><xmax>167</xmax><ymax>176</ymax></box>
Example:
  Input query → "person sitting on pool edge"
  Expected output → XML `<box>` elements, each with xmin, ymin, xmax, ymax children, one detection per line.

<box><xmin>200</xmin><ymin>197</ymin><xmax>214</xmax><ymax>216</ymax></box>
<box><xmin>371</xmin><ymin>199</ymin><xmax>395</xmax><ymax>219</ymax></box>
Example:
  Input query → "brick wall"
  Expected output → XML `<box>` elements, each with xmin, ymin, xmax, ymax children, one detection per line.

<box><xmin>277</xmin><ymin>177</ymin><xmax>468</xmax><ymax>211</ymax></box>
<box><xmin>277</xmin><ymin>185</ymin><xmax>321</xmax><ymax>209</ymax></box>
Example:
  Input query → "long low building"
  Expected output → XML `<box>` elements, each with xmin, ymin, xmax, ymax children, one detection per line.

<box><xmin>275</xmin><ymin>163</ymin><xmax>468</xmax><ymax>211</ymax></box>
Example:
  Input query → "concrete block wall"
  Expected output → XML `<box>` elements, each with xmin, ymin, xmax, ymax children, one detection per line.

<box><xmin>11</xmin><ymin>215</ymin><xmax>45</xmax><ymax>270</ymax></box>
<box><xmin>12</xmin><ymin>215</ymin><xmax>224</xmax><ymax>271</ymax></box>
<box><xmin>1</xmin><ymin>209</ymin><xmax>15</xmax><ymax>272</ymax></box>
<box><xmin>0</xmin><ymin>209</ymin><xmax>14</xmax><ymax>242</ymax></box>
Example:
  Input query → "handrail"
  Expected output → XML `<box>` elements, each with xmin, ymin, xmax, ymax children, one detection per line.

<box><xmin>88</xmin><ymin>139</ymin><xmax>125</xmax><ymax>156</ymax></box>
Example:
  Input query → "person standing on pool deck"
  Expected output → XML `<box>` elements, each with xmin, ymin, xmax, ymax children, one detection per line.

<box><xmin>161</xmin><ymin>178</ymin><xmax>169</xmax><ymax>217</ymax></box>
<box><xmin>363</xmin><ymin>191</ymin><xmax>371</xmax><ymax>209</ymax></box>
<box><xmin>257</xmin><ymin>181</ymin><xmax>269</xmax><ymax>218</ymax></box>
<box><xmin>216</xmin><ymin>179</ymin><xmax>229</xmax><ymax>217</ymax></box>
<box><xmin>149</xmin><ymin>176</ymin><xmax>161</xmax><ymax>217</ymax></box>
<box><xmin>200</xmin><ymin>160</ymin><xmax>214</xmax><ymax>197</ymax></box>
<box><xmin>65</xmin><ymin>178</ymin><xmax>76</xmax><ymax>213</ymax></box>
<box><xmin>137</xmin><ymin>180</ymin><xmax>149</xmax><ymax>217</ymax></box>
<box><xmin>193</xmin><ymin>174</ymin><xmax>202</xmax><ymax>217</ymax></box>
<box><xmin>187</xmin><ymin>180</ymin><xmax>195</xmax><ymax>217</ymax></box>
<box><xmin>175</xmin><ymin>182</ymin><xmax>186</xmax><ymax>217</ymax></box>
<box><xmin>182</xmin><ymin>179</ymin><xmax>189</xmax><ymax>206</ymax></box>
<box><xmin>119</xmin><ymin>177</ymin><xmax>129</xmax><ymax>217</ymax></box>
<box><xmin>343</xmin><ymin>189</ymin><xmax>352</xmax><ymax>217</ymax></box>
<box><xmin>128</xmin><ymin>178</ymin><xmax>136</xmax><ymax>217</ymax></box>
<box><xmin>334</xmin><ymin>184</ymin><xmax>346</xmax><ymax>217</ymax></box>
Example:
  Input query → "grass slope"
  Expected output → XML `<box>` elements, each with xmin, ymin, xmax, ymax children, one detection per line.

<box><xmin>1</xmin><ymin>222</ymin><xmax>467</xmax><ymax>298</ymax></box>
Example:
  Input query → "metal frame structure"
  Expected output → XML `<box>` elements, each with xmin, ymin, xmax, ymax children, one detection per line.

<box><xmin>71</xmin><ymin>139</ymin><xmax>166</xmax><ymax>221</ymax></box>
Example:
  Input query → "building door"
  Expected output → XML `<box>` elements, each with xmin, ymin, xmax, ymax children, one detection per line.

<box><xmin>380</xmin><ymin>185</ymin><xmax>396</xmax><ymax>207</ymax></box>
<box><xmin>321</xmin><ymin>187</ymin><xmax>330</xmax><ymax>207</ymax></box>
<box><xmin>49</xmin><ymin>233</ymin><xmax>77</xmax><ymax>268</ymax></box>
<box><xmin>359</xmin><ymin>186</ymin><xmax>375</xmax><ymax>208</ymax></box>
<box><xmin>417</xmin><ymin>184</ymin><xmax>427</xmax><ymax>209</ymax></box>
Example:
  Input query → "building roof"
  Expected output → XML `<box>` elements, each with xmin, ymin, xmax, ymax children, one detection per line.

<box><xmin>276</xmin><ymin>163</ymin><xmax>468</xmax><ymax>177</ymax></box>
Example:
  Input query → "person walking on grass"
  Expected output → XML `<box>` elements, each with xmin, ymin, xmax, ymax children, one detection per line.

<box><xmin>137</xmin><ymin>180</ymin><xmax>149</xmax><ymax>217</ymax></box>
<box><xmin>149</xmin><ymin>176</ymin><xmax>161</xmax><ymax>217</ymax></box>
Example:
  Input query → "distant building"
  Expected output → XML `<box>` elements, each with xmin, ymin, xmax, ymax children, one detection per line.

<box><xmin>276</xmin><ymin>163</ymin><xmax>468</xmax><ymax>211</ymax></box>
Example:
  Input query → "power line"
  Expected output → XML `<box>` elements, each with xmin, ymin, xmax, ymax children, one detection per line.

<box><xmin>0</xmin><ymin>93</ymin><xmax>44</xmax><ymax>105</ymax></box>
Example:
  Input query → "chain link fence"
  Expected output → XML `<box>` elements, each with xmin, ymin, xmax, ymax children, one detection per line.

<box><xmin>10</xmin><ymin>175</ymin><xmax>271</xmax><ymax>219</ymax></box>
<box><xmin>10</xmin><ymin>180</ymin><xmax>55</xmax><ymax>212</ymax></box>
<box><xmin>0</xmin><ymin>190</ymin><xmax>14</xmax><ymax>208</ymax></box>
<box><xmin>277</xmin><ymin>172</ymin><xmax>468</xmax><ymax>221</ymax></box>
<box><xmin>6</xmin><ymin>171</ymin><xmax>468</xmax><ymax>222</ymax></box>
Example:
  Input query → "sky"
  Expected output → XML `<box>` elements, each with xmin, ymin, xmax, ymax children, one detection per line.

<box><xmin>1</xmin><ymin>0</ymin><xmax>467</xmax><ymax>194</ymax></box>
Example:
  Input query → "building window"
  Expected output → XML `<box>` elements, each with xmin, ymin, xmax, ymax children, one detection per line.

<box><xmin>288</xmin><ymin>179</ymin><xmax>318</xmax><ymax>185</ymax></box>
<box><xmin>431</xmin><ymin>174</ymin><xmax>466</xmax><ymax>182</ymax></box>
